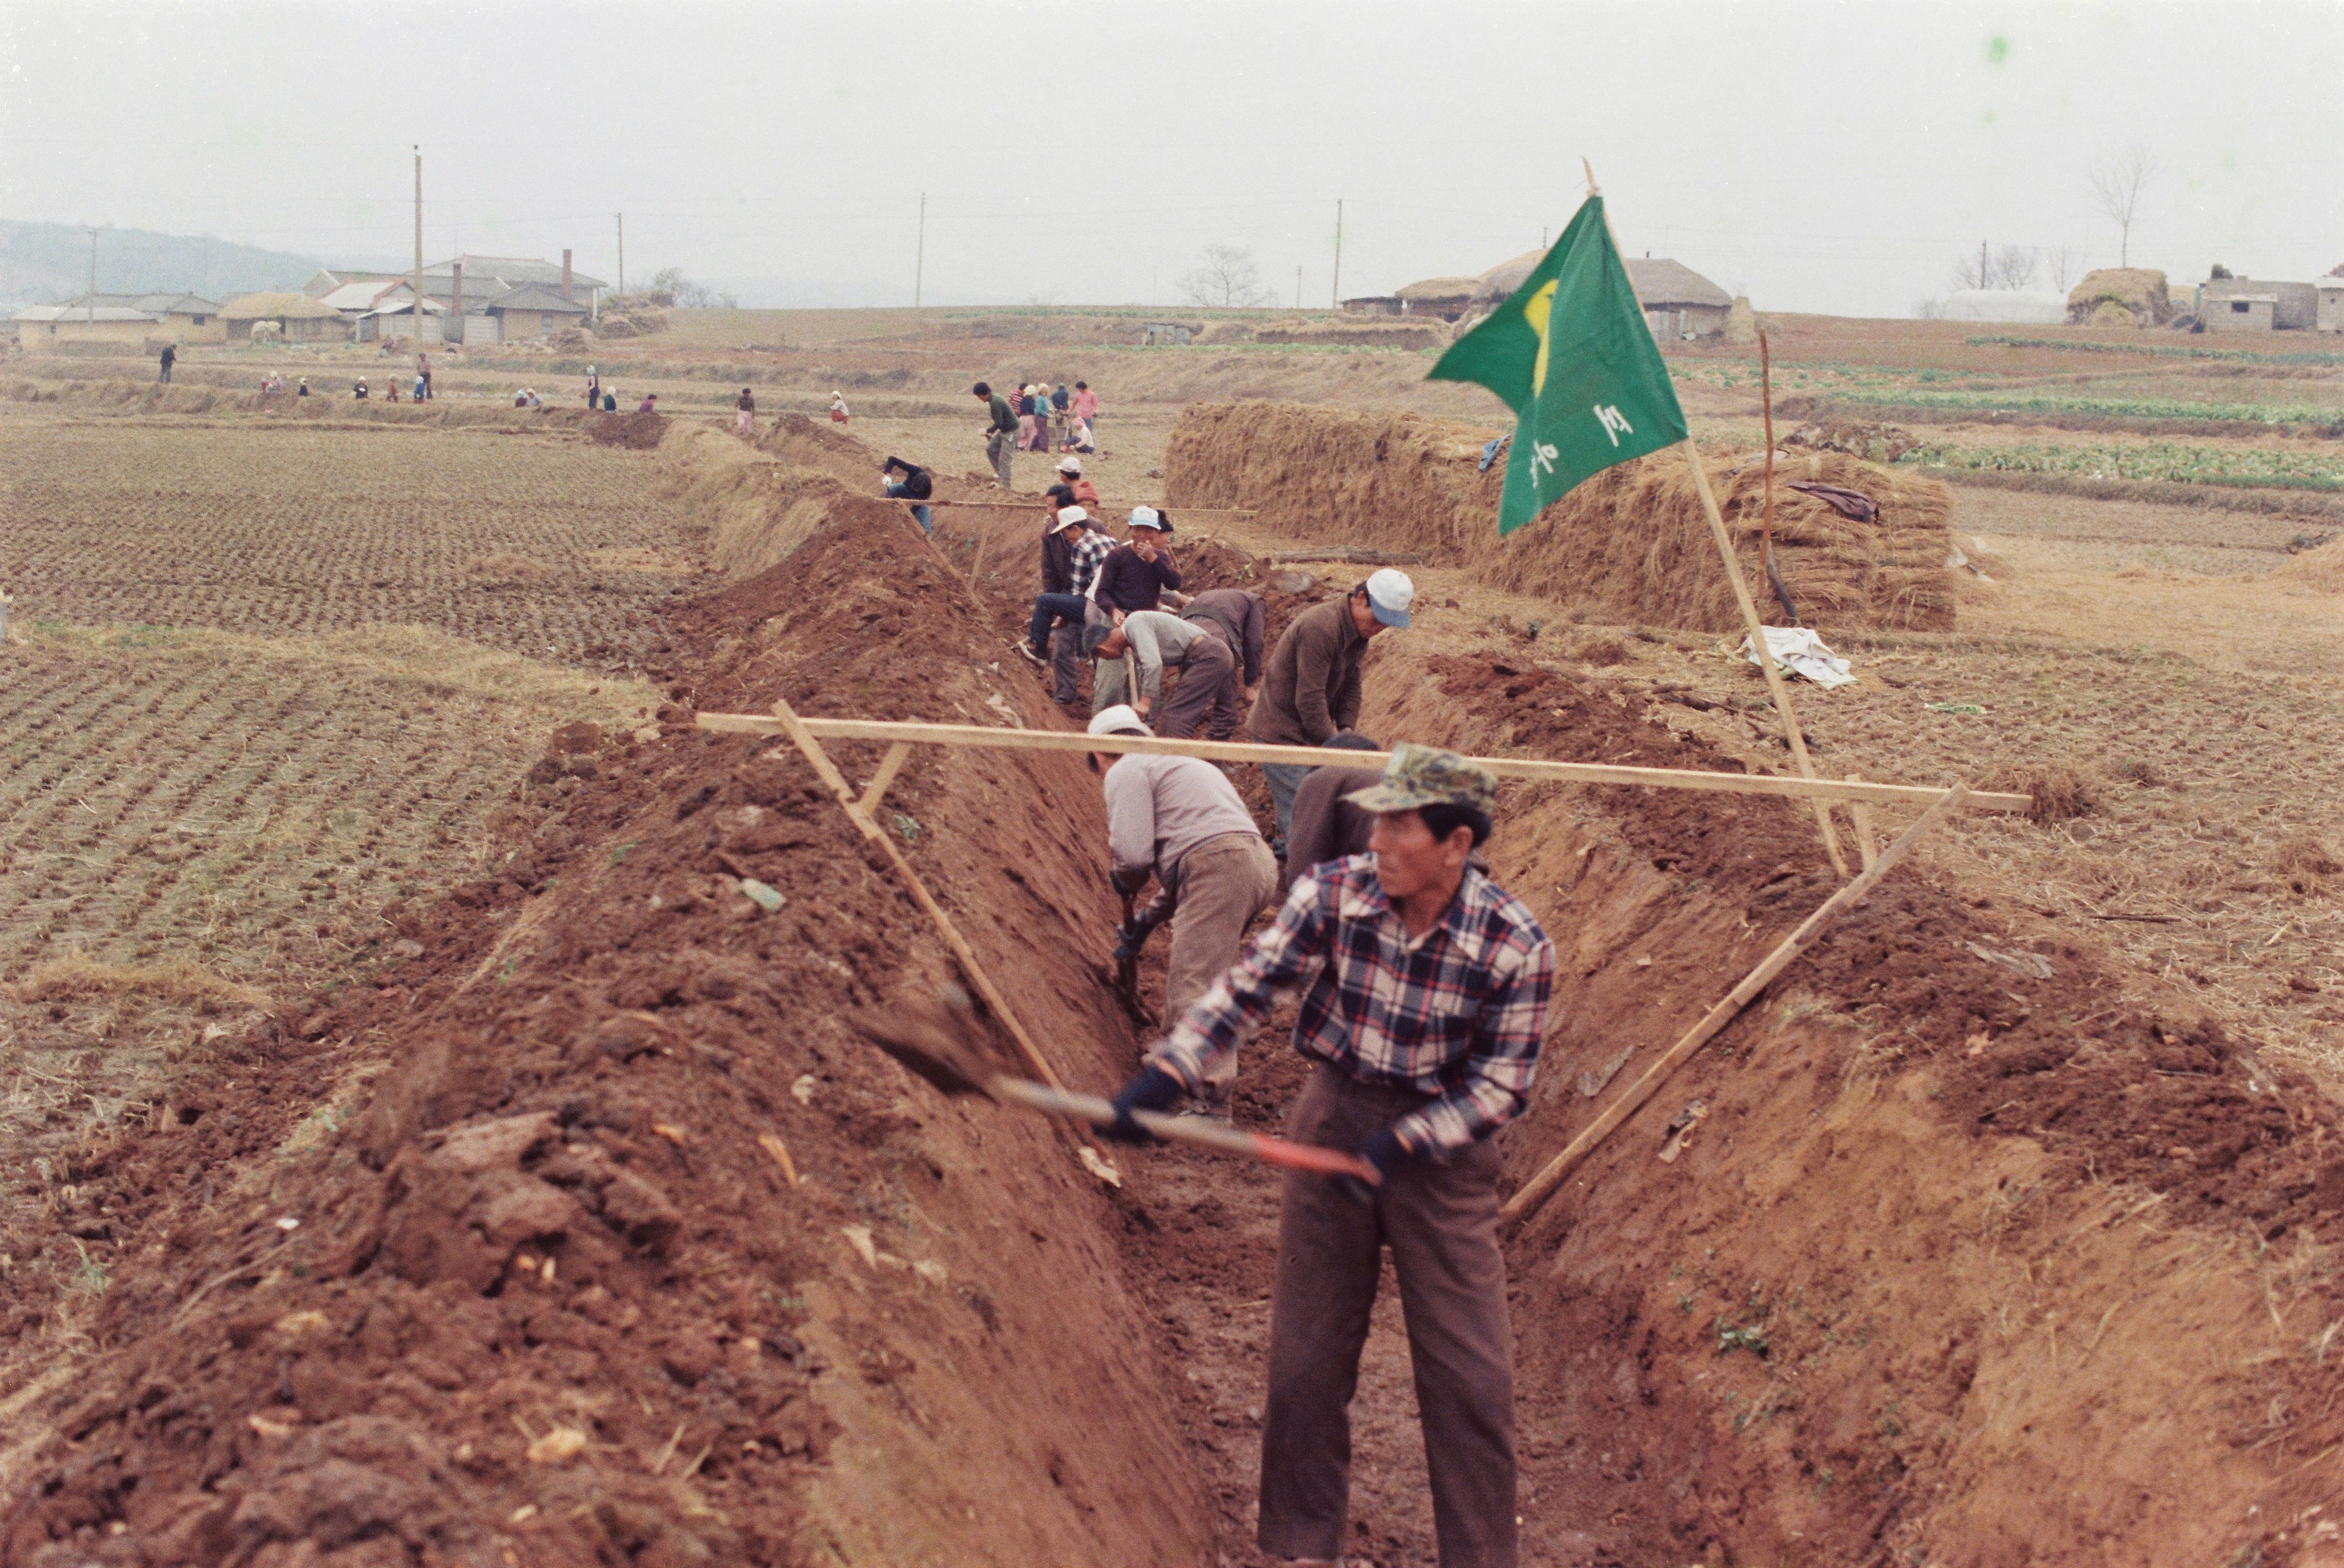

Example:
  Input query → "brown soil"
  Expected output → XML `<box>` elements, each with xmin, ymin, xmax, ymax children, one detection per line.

<box><xmin>1165</xmin><ymin>399</ymin><xmax>1955</xmax><ymax>633</ymax></box>
<box><xmin>12</xmin><ymin>395</ymin><xmax>2344</xmax><ymax>1568</ymax></box>
<box><xmin>0</xmin><ymin>416</ymin><xmax>706</xmax><ymax>671</ymax></box>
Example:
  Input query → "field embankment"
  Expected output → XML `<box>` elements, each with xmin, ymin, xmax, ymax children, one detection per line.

<box><xmin>1166</xmin><ymin>399</ymin><xmax>1955</xmax><ymax>632</ymax></box>
<box><xmin>0</xmin><ymin>446</ymin><xmax>1209</xmax><ymax>1566</ymax></box>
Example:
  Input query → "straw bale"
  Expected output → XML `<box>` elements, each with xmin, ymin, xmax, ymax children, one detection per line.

<box><xmin>1166</xmin><ymin>399</ymin><xmax>1955</xmax><ymax>633</ymax></box>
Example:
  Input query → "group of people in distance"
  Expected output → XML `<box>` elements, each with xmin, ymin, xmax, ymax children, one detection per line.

<box><xmin>971</xmin><ymin>379</ymin><xmax>1098</xmax><ymax>492</ymax></box>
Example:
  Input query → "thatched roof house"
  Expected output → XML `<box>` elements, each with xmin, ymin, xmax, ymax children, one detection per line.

<box><xmin>221</xmin><ymin>291</ymin><xmax>344</xmax><ymax>343</ymax></box>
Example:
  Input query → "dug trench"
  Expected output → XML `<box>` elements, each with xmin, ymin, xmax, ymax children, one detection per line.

<box><xmin>7</xmin><ymin>427</ymin><xmax>2344</xmax><ymax>1566</ymax></box>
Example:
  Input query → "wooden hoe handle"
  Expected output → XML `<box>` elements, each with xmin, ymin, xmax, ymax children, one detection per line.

<box><xmin>996</xmin><ymin>1081</ymin><xmax>1380</xmax><ymax>1181</ymax></box>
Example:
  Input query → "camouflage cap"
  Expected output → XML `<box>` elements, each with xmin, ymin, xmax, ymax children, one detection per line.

<box><xmin>1342</xmin><ymin>741</ymin><xmax>1497</xmax><ymax>817</ymax></box>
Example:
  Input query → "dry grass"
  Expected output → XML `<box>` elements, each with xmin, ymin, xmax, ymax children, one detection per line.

<box><xmin>3</xmin><ymin>957</ymin><xmax>269</xmax><ymax>1013</ymax></box>
<box><xmin>1979</xmin><ymin>763</ymin><xmax>2103</xmax><ymax>824</ymax></box>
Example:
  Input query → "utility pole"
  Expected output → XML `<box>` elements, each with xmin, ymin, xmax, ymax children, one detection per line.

<box><xmin>87</xmin><ymin>229</ymin><xmax>97</xmax><ymax>321</ymax></box>
<box><xmin>413</xmin><ymin>146</ymin><xmax>425</xmax><ymax>344</ymax></box>
<box><xmin>617</xmin><ymin>213</ymin><xmax>626</xmax><ymax>299</ymax></box>
<box><xmin>1981</xmin><ymin>240</ymin><xmax>1989</xmax><ymax>289</ymax></box>
<box><xmin>1331</xmin><ymin>198</ymin><xmax>1343</xmax><ymax>308</ymax></box>
<box><xmin>1295</xmin><ymin>264</ymin><xmax>1303</xmax><ymax>309</ymax></box>
<box><xmin>915</xmin><ymin>192</ymin><xmax>926</xmax><ymax>309</ymax></box>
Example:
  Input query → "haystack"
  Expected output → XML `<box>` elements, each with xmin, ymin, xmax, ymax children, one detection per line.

<box><xmin>1723</xmin><ymin>296</ymin><xmax>1759</xmax><ymax>345</ymax></box>
<box><xmin>1166</xmin><ymin>400</ymin><xmax>1955</xmax><ymax>633</ymax></box>
<box><xmin>2067</xmin><ymin>268</ymin><xmax>2172</xmax><ymax>327</ymax></box>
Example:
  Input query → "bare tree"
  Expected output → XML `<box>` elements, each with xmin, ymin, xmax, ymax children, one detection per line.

<box><xmin>2044</xmin><ymin>246</ymin><xmax>2087</xmax><ymax>291</ymax></box>
<box><xmin>2087</xmin><ymin>144</ymin><xmax>2159</xmax><ymax>268</ymax></box>
<box><xmin>1948</xmin><ymin>248</ymin><xmax>1989</xmax><ymax>292</ymax></box>
<box><xmin>1180</xmin><ymin>244</ymin><xmax>1274</xmax><ymax>308</ymax></box>
<box><xmin>1989</xmin><ymin>244</ymin><xmax>2040</xmax><ymax>290</ymax></box>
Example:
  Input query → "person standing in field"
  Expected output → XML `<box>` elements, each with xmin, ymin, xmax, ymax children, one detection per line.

<box><xmin>416</xmin><ymin>351</ymin><xmax>433</xmax><ymax>400</ymax></box>
<box><xmin>736</xmin><ymin>386</ymin><xmax>757</xmax><ymax>438</ymax></box>
<box><xmin>1014</xmin><ymin>384</ymin><xmax>1038</xmax><ymax>453</ymax></box>
<box><xmin>1249</xmin><ymin>569</ymin><xmax>1414</xmax><ymax>853</ymax></box>
<box><xmin>158</xmin><ymin>343</ymin><xmax>176</xmax><ymax>384</ymax></box>
<box><xmin>975</xmin><ymin>382</ymin><xmax>1017</xmax><ymax>491</ymax></box>
<box><xmin>1051</xmin><ymin>381</ymin><xmax>1072</xmax><ymax>448</ymax></box>
<box><xmin>1105</xmin><ymin>743</ymin><xmax>1552</xmax><ymax>1568</ymax></box>
<box><xmin>829</xmin><ymin>389</ymin><xmax>850</xmax><ymax>424</ymax></box>
<box><xmin>1071</xmin><ymin>379</ymin><xmax>1099</xmax><ymax>450</ymax></box>
<box><xmin>585</xmin><ymin>365</ymin><xmax>600</xmax><ymax>408</ymax></box>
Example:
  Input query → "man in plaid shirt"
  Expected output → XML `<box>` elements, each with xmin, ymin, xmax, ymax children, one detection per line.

<box><xmin>1109</xmin><ymin>742</ymin><xmax>1554</xmax><ymax>1568</ymax></box>
<box><xmin>1024</xmin><ymin>507</ymin><xmax>1114</xmax><ymax>703</ymax></box>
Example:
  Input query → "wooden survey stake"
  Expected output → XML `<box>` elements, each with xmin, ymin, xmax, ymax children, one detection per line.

<box><xmin>1501</xmin><ymin>781</ymin><xmax>1970</xmax><ymax>1226</ymax></box>
<box><xmin>766</xmin><ymin>697</ymin><xmax>1065</xmax><ymax>1091</ymax></box>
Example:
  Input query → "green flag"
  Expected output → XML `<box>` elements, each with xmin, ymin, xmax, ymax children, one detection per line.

<box><xmin>1429</xmin><ymin>196</ymin><xmax>1688</xmax><ymax>535</ymax></box>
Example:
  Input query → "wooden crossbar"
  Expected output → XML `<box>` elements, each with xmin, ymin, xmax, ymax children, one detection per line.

<box><xmin>692</xmin><ymin>713</ymin><xmax>2032</xmax><ymax>814</ymax></box>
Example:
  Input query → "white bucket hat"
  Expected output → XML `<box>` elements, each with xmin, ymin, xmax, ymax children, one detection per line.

<box><xmin>1051</xmin><ymin>505</ymin><xmax>1090</xmax><ymax>534</ymax></box>
<box><xmin>1057</xmin><ymin>456</ymin><xmax>1082</xmax><ymax>475</ymax></box>
<box><xmin>1087</xmin><ymin>705</ymin><xmax>1153</xmax><ymax>739</ymax></box>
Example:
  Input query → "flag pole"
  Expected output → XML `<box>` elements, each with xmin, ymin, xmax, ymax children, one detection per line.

<box><xmin>1582</xmin><ymin>162</ymin><xmax>1848</xmax><ymax>878</ymax></box>
<box><xmin>1683</xmin><ymin>443</ymin><xmax>1847</xmax><ymax>876</ymax></box>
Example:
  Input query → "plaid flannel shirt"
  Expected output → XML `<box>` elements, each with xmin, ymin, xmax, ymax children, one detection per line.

<box><xmin>1068</xmin><ymin>530</ymin><xmax>1113</xmax><ymax>599</ymax></box>
<box><xmin>1155</xmin><ymin>854</ymin><xmax>1554</xmax><ymax>1155</ymax></box>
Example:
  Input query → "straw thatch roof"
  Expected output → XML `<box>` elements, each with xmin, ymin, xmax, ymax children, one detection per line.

<box><xmin>1396</xmin><ymin>275</ymin><xmax>1483</xmax><ymax>303</ymax></box>
<box><xmin>221</xmin><ymin>291</ymin><xmax>341</xmax><ymax>321</ymax></box>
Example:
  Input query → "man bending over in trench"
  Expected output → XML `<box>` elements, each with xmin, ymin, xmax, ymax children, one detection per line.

<box><xmin>1106</xmin><ymin>742</ymin><xmax>1553</xmax><ymax>1568</ymax></box>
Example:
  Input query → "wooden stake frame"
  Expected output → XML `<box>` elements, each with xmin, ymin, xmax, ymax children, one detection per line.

<box><xmin>763</xmin><ymin>698</ymin><xmax>1066</xmax><ymax>1092</ymax></box>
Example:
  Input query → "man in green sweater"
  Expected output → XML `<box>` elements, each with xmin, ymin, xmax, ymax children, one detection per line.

<box><xmin>974</xmin><ymin>382</ymin><xmax>1018</xmax><ymax>491</ymax></box>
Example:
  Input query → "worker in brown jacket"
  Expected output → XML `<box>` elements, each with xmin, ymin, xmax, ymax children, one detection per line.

<box><xmin>1248</xmin><ymin>569</ymin><xmax>1414</xmax><ymax>851</ymax></box>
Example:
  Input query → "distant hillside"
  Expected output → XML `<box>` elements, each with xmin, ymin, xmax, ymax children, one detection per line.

<box><xmin>0</xmin><ymin>219</ymin><xmax>374</xmax><ymax>305</ymax></box>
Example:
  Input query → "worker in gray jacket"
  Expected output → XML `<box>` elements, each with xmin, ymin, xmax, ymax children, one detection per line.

<box><xmin>1180</xmin><ymin>588</ymin><xmax>1266</xmax><ymax>741</ymax></box>
<box><xmin>1087</xmin><ymin>609</ymin><xmax>1239</xmax><ymax>742</ymax></box>
<box><xmin>1089</xmin><ymin>705</ymin><xmax>1279</xmax><ymax>1114</ymax></box>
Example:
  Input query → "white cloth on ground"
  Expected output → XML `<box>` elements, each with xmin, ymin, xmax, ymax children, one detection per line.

<box><xmin>1741</xmin><ymin>626</ymin><xmax>1853</xmax><ymax>689</ymax></box>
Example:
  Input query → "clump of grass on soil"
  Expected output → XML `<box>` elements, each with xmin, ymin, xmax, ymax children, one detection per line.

<box><xmin>4</xmin><ymin>957</ymin><xmax>270</xmax><ymax>1014</ymax></box>
<box><xmin>2272</xmin><ymin>833</ymin><xmax>2342</xmax><ymax>880</ymax></box>
<box><xmin>1980</xmin><ymin>763</ymin><xmax>2101</xmax><ymax>824</ymax></box>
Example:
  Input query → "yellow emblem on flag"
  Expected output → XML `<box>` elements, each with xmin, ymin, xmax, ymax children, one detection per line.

<box><xmin>1523</xmin><ymin>279</ymin><xmax>1560</xmax><ymax>397</ymax></box>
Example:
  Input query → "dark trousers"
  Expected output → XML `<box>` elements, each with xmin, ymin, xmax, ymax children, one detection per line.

<box><xmin>1028</xmin><ymin>592</ymin><xmax>1087</xmax><ymax>657</ymax></box>
<box><xmin>1152</xmin><ymin>636</ymin><xmax>1238</xmax><ymax>741</ymax></box>
<box><xmin>1260</xmin><ymin>1065</ymin><xmax>1516</xmax><ymax>1568</ymax></box>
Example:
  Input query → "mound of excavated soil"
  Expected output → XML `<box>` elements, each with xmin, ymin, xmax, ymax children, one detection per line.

<box><xmin>0</xmin><ymin>502</ymin><xmax>1204</xmax><ymax>1566</ymax></box>
<box><xmin>585</xmin><ymin>409</ymin><xmax>668</xmax><ymax>449</ymax></box>
<box><xmin>1165</xmin><ymin>399</ymin><xmax>1955</xmax><ymax>632</ymax></box>
<box><xmin>13</xmin><ymin>423</ymin><xmax>2344</xmax><ymax>1568</ymax></box>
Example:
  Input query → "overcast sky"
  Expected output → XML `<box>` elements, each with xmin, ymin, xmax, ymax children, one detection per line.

<box><xmin>4</xmin><ymin>1</ymin><xmax>2339</xmax><ymax>314</ymax></box>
